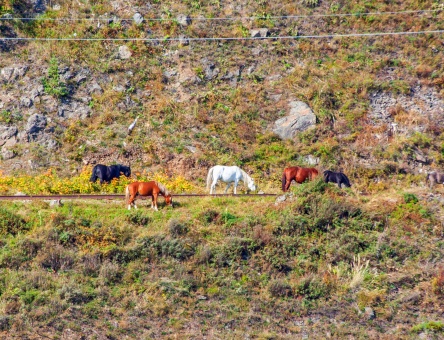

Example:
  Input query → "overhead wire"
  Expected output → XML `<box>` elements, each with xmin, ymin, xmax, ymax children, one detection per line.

<box><xmin>1</xmin><ymin>29</ymin><xmax>444</xmax><ymax>42</ymax></box>
<box><xmin>0</xmin><ymin>8</ymin><xmax>441</xmax><ymax>22</ymax></box>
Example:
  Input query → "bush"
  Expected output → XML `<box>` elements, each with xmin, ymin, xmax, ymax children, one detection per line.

<box><xmin>0</xmin><ymin>207</ymin><xmax>29</xmax><ymax>236</ymax></box>
<box><xmin>294</xmin><ymin>275</ymin><xmax>328</xmax><ymax>300</ymax></box>
<box><xmin>168</xmin><ymin>219</ymin><xmax>188</xmax><ymax>237</ymax></box>
<box><xmin>268</xmin><ymin>280</ymin><xmax>293</xmax><ymax>297</ymax></box>
<box><xmin>127</xmin><ymin>210</ymin><xmax>152</xmax><ymax>226</ymax></box>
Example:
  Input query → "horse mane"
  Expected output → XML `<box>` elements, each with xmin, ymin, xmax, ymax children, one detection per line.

<box><xmin>155</xmin><ymin>181</ymin><xmax>170</xmax><ymax>196</ymax></box>
<box><xmin>240</xmin><ymin>169</ymin><xmax>251</xmax><ymax>186</ymax></box>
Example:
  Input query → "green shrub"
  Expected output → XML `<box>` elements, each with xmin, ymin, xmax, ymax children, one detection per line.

<box><xmin>168</xmin><ymin>219</ymin><xmax>188</xmax><ymax>237</ymax></box>
<box><xmin>126</xmin><ymin>210</ymin><xmax>152</xmax><ymax>226</ymax></box>
<box><xmin>0</xmin><ymin>207</ymin><xmax>29</xmax><ymax>236</ymax></box>
<box><xmin>268</xmin><ymin>280</ymin><xmax>293</xmax><ymax>297</ymax></box>
<box><xmin>42</xmin><ymin>57</ymin><xmax>68</xmax><ymax>98</ymax></box>
<box><xmin>294</xmin><ymin>275</ymin><xmax>328</xmax><ymax>300</ymax></box>
<box><xmin>411</xmin><ymin>321</ymin><xmax>444</xmax><ymax>333</ymax></box>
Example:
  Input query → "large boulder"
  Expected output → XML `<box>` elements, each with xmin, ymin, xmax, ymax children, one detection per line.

<box><xmin>273</xmin><ymin>101</ymin><xmax>316</xmax><ymax>139</ymax></box>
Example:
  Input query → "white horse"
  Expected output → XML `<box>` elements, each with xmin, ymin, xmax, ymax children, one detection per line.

<box><xmin>206</xmin><ymin>165</ymin><xmax>256</xmax><ymax>194</ymax></box>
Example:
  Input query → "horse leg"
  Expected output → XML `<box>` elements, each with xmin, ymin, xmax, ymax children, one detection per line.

<box><xmin>128</xmin><ymin>193</ymin><xmax>137</xmax><ymax>210</ymax></box>
<box><xmin>224</xmin><ymin>182</ymin><xmax>231</xmax><ymax>194</ymax></box>
<box><xmin>285</xmin><ymin>176</ymin><xmax>291</xmax><ymax>191</ymax></box>
<box><xmin>210</xmin><ymin>179</ymin><xmax>218</xmax><ymax>195</ymax></box>
<box><xmin>152</xmin><ymin>193</ymin><xmax>159</xmax><ymax>211</ymax></box>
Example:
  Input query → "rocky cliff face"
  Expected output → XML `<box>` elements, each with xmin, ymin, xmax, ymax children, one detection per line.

<box><xmin>1</xmin><ymin>0</ymin><xmax>443</xmax><ymax>179</ymax></box>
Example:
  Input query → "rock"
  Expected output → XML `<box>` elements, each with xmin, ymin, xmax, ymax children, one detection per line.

<box><xmin>58</xmin><ymin>100</ymin><xmax>91</xmax><ymax>120</ymax></box>
<box><xmin>0</xmin><ymin>125</ymin><xmax>18</xmax><ymax>145</ymax></box>
<box><xmin>186</xmin><ymin>145</ymin><xmax>196</xmax><ymax>153</ymax></box>
<box><xmin>363</xmin><ymin>307</ymin><xmax>375</xmax><ymax>320</ymax></box>
<box><xmin>197</xmin><ymin>295</ymin><xmax>207</xmax><ymax>300</ymax></box>
<box><xmin>20</xmin><ymin>96</ymin><xmax>33</xmax><ymax>108</ymax></box>
<box><xmin>400</xmin><ymin>291</ymin><xmax>421</xmax><ymax>304</ymax></box>
<box><xmin>250</xmin><ymin>28</ymin><xmax>269</xmax><ymax>38</ymax></box>
<box><xmin>273</xmin><ymin>101</ymin><xmax>316</xmax><ymax>139</ymax></box>
<box><xmin>133</xmin><ymin>12</ymin><xmax>144</xmax><ymax>25</ymax></box>
<box><xmin>1</xmin><ymin>65</ymin><xmax>28</xmax><ymax>82</ymax></box>
<box><xmin>178</xmin><ymin>35</ymin><xmax>190</xmax><ymax>46</ymax></box>
<box><xmin>73</xmin><ymin>68</ymin><xmax>90</xmax><ymax>84</ymax></box>
<box><xmin>304</xmin><ymin>155</ymin><xmax>320</xmax><ymax>165</ymax></box>
<box><xmin>87</xmin><ymin>82</ymin><xmax>103</xmax><ymax>95</ymax></box>
<box><xmin>118</xmin><ymin>45</ymin><xmax>132</xmax><ymax>59</ymax></box>
<box><xmin>275</xmin><ymin>195</ymin><xmax>287</xmax><ymax>205</ymax></box>
<box><xmin>26</xmin><ymin>114</ymin><xmax>47</xmax><ymax>136</ymax></box>
<box><xmin>1</xmin><ymin>149</ymin><xmax>15</xmax><ymax>160</ymax></box>
<box><xmin>49</xmin><ymin>199</ymin><xmax>63</xmax><ymax>207</ymax></box>
<box><xmin>204</xmin><ymin>63</ymin><xmax>219</xmax><ymax>80</ymax></box>
<box><xmin>177</xmin><ymin>14</ymin><xmax>191</xmax><ymax>26</ymax></box>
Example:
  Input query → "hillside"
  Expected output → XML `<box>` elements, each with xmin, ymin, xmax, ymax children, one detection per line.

<box><xmin>1</xmin><ymin>0</ymin><xmax>444</xmax><ymax>338</ymax></box>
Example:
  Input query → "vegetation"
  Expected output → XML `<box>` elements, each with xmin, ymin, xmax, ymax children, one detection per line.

<box><xmin>1</xmin><ymin>0</ymin><xmax>444</xmax><ymax>338</ymax></box>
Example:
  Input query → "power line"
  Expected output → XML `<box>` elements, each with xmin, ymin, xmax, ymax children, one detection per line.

<box><xmin>0</xmin><ymin>8</ymin><xmax>441</xmax><ymax>22</ymax></box>
<box><xmin>1</xmin><ymin>29</ymin><xmax>444</xmax><ymax>42</ymax></box>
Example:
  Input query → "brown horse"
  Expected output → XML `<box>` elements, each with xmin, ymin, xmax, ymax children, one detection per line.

<box><xmin>125</xmin><ymin>181</ymin><xmax>173</xmax><ymax>211</ymax></box>
<box><xmin>282</xmin><ymin>166</ymin><xmax>319</xmax><ymax>192</ymax></box>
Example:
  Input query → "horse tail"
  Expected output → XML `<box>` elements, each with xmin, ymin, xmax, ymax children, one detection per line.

<box><xmin>282</xmin><ymin>170</ymin><xmax>287</xmax><ymax>191</ymax></box>
<box><xmin>89</xmin><ymin>165</ymin><xmax>97</xmax><ymax>182</ymax></box>
<box><xmin>206</xmin><ymin>167</ymin><xmax>214</xmax><ymax>191</ymax></box>
<box><xmin>125</xmin><ymin>184</ymin><xmax>130</xmax><ymax>204</ymax></box>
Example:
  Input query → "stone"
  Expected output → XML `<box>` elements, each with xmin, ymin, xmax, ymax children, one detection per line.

<box><xmin>0</xmin><ymin>65</ymin><xmax>28</xmax><ymax>82</ymax></box>
<box><xmin>118</xmin><ymin>45</ymin><xmax>132</xmax><ymax>59</ymax></box>
<box><xmin>273</xmin><ymin>101</ymin><xmax>316</xmax><ymax>139</ymax></box>
<box><xmin>178</xmin><ymin>35</ymin><xmax>190</xmax><ymax>46</ymax></box>
<box><xmin>275</xmin><ymin>195</ymin><xmax>287</xmax><ymax>205</ymax></box>
<box><xmin>0</xmin><ymin>125</ymin><xmax>18</xmax><ymax>144</ymax></box>
<box><xmin>304</xmin><ymin>155</ymin><xmax>320</xmax><ymax>165</ymax></box>
<box><xmin>363</xmin><ymin>307</ymin><xmax>376</xmax><ymax>320</ymax></box>
<box><xmin>133</xmin><ymin>12</ymin><xmax>144</xmax><ymax>25</ymax></box>
<box><xmin>177</xmin><ymin>14</ymin><xmax>191</xmax><ymax>26</ymax></box>
<box><xmin>26</xmin><ymin>114</ymin><xmax>47</xmax><ymax>136</ymax></box>
<box><xmin>20</xmin><ymin>96</ymin><xmax>33</xmax><ymax>108</ymax></box>
<box><xmin>87</xmin><ymin>82</ymin><xmax>103</xmax><ymax>95</ymax></box>
<box><xmin>250</xmin><ymin>28</ymin><xmax>269</xmax><ymax>38</ymax></box>
<box><xmin>1</xmin><ymin>149</ymin><xmax>15</xmax><ymax>160</ymax></box>
<box><xmin>204</xmin><ymin>63</ymin><xmax>219</xmax><ymax>80</ymax></box>
<box><xmin>49</xmin><ymin>199</ymin><xmax>63</xmax><ymax>207</ymax></box>
<box><xmin>58</xmin><ymin>100</ymin><xmax>91</xmax><ymax>120</ymax></box>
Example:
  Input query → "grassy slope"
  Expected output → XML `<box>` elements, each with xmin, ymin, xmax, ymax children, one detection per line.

<box><xmin>0</xmin><ymin>181</ymin><xmax>443</xmax><ymax>338</ymax></box>
<box><xmin>1</xmin><ymin>0</ymin><xmax>444</xmax><ymax>338</ymax></box>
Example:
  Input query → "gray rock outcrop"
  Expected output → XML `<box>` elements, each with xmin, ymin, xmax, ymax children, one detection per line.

<box><xmin>273</xmin><ymin>101</ymin><xmax>316</xmax><ymax>139</ymax></box>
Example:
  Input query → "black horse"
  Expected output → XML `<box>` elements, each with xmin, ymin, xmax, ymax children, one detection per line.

<box><xmin>323</xmin><ymin>170</ymin><xmax>351</xmax><ymax>188</ymax></box>
<box><xmin>89</xmin><ymin>164</ymin><xmax>131</xmax><ymax>184</ymax></box>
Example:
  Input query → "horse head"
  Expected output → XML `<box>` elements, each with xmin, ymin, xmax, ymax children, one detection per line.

<box><xmin>164</xmin><ymin>194</ymin><xmax>173</xmax><ymax>207</ymax></box>
<box><xmin>247</xmin><ymin>178</ymin><xmax>257</xmax><ymax>192</ymax></box>
<box><xmin>121</xmin><ymin>165</ymin><xmax>131</xmax><ymax>177</ymax></box>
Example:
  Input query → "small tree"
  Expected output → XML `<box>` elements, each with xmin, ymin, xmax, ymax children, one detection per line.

<box><xmin>42</xmin><ymin>57</ymin><xmax>68</xmax><ymax>98</ymax></box>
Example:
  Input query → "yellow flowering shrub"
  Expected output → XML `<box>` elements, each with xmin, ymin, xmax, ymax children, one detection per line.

<box><xmin>0</xmin><ymin>167</ymin><xmax>195</xmax><ymax>195</ymax></box>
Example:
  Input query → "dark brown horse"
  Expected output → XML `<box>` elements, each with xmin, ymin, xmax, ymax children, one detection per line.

<box><xmin>282</xmin><ymin>166</ymin><xmax>319</xmax><ymax>192</ymax></box>
<box><xmin>125</xmin><ymin>181</ymin><xmax>172</xmax><ymax>211</ymax></box>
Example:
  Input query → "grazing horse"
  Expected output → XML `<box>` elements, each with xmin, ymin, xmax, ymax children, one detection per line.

<box><xmin>426</xmin><ymin>171</ymin><xmax>444</xmax><ymax>188</ymax></box>
<box><xmin>206</xmin><ymin>165</ymin><xmax>256</xmax><ymax>194</ymax></box>
<box><xmin>323</xmin><ymin>170</ymin><xmax>351</xmax><ymax>188</ymax></box>
<box><xmin>125</xmin><ymin>181</ymin><xmax>173</xmax><ymax>211</ymax></box>
<box><xmin>90</xmin><ymin>164</ymin><xmax>131</xmax><ymax>184</ymax></box>
<box><xmin>281</xmin><ymin>166</ymin><xmax>319</xmax><ymax>192</ymax></box>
